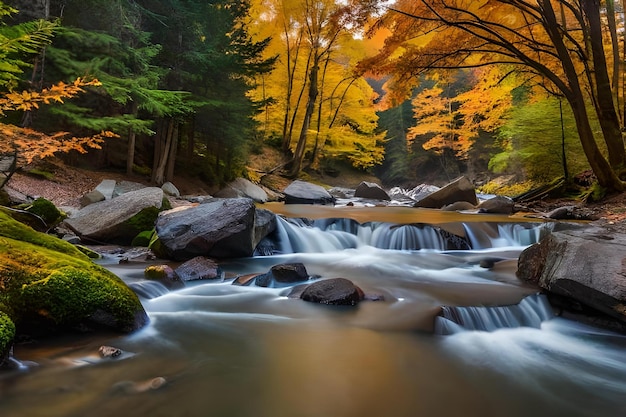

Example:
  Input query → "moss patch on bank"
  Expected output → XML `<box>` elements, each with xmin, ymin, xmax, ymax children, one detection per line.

<box><xmin>0</xmin><ymin>210</ymin><xmax>148</xmax><ymax>359</ymax></box>
<box><xmin>0</xmin><ymin>312</ymin><xmax>15</xmax><ymax>363</ymax></box>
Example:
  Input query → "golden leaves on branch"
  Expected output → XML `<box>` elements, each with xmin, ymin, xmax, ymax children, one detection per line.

<box><xmin>0</xmin><ymin>124</ymin><xmax>117</xmax><ymax>164</ymax></box>
<box><xmin>0</xmin><ymin>77</ymin><xmax>115</xmax><ymax>164</ymax></box>
<box><xmin>0</xmin><ymin>78</ymin><xmax>102</xmax><ymax>115</ymax></box>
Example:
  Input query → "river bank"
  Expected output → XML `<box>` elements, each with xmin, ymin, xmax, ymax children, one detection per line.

<box><xmin>5</xmin><ymin>158</ymin><xmax>626</xmax><ymax>229</ymax></box>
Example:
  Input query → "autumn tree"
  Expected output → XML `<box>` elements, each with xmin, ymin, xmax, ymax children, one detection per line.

<box><xmin>250</xmin><ymin>0</ymin><xmax>384</xmax><ymax>176</ymax></box>
<box><xmin>0</xmin><ymin>2</ymin><xmax>109</xmax><ymax>172</ymax></box>
<box><xmin>362</xmin><ymin>0</ymin><xmax>626</xmax><ymax>191</ymax></box>
<box><xmin>404</xmin><ymin>67</ymin><xmax>517</xmax><ymax>179</ymax></box>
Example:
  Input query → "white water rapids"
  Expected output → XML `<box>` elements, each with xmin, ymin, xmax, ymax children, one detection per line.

<box><xmin>1</xmin><ymin>207</ymin><xmax>626</xmax><ymax>417</ymax></box>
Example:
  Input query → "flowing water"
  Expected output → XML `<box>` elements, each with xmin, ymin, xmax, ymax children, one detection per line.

<box><xmin>2</xmin><ymin>205</ymin><xmax>626</xmax><ymax>417</ymax></box>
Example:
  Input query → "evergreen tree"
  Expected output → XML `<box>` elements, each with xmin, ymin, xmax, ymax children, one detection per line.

<box><xmin>137</xmin><ymin>0</ymin><xmax>276</xmax><ymax>184</ymax></box>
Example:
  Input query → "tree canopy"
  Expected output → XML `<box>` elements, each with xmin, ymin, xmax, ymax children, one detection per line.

<box><xmin>361</xmin><ymin>0</ymin><xmax>626</xmax><ymax>191</ymax></box>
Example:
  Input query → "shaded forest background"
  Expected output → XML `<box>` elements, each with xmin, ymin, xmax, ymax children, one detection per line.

<box><xmin>2</xmin><ymin>0</ymin><xmax>623</xmax><ymax>197</ymax></box>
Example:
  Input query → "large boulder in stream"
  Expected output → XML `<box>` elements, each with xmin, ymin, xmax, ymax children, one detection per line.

<box><xmin>300</xmin><ymin>278</ymin><xmax>365</xmax><ymax>306</ymax></box>
<box><xmin>283</xmin><ymin>180</ymin><xmax>335</xmax><ymax>205</ymax></box>
<box><xmin>0</xmin><ymin>210</ymin><xmax>148</xmax><ymax>363</ymax></box>
<box><xmin>414</xmin><ymin>176</ymin><xmax>478</xmax><ymax>209</ymax></box>
<box><xmin>155</xmin><ymin>198</ymin><xmax>276</xmax><ymax>260</ymax></box>
<box><xmin>64</xmin><ymin>187</ymin><xmax>166</xmax><ymax>244</ymax></box>
<box><xmin>518</xmin><ymin>223</ymin><xmax>626</xmax><ymax>329</ymax></box>
<box><xmin>354</xmin><ymin>181</ymin><xmax>390</xmax><ymax>201</ymax></box>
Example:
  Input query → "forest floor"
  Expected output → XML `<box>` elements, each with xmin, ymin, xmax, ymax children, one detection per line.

<box><xmin>4</xmin><ymin>157</ymin><xmax>626</xmax><ymax>232</ymax></box>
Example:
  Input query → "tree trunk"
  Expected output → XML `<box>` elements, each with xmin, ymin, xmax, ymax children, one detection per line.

<box><xmin>126</xmin><ymin>101</ymin><xmax>138</xmax><ymax>175</ymax></box>
<box><xmin>165</xmin><ymin>120</ymin><xmax>178</xmax><ymax>182</ymax></box>
<box><xmin>289</xmin><ymin>56</ymin><xmax>319</xmax><ymax>177</ymax></box>
<box><xmin>568</xmin><ymin>93</ymin><xmax>624</xmax><ymax>191</ymax></box>
<box><xmin>153</xmin><ymin>118</ymin><xmax>174</xmax><ymax>185</ymax></box>
<box><xmin>310</xmin><ymin>53</ymin><xmax>333</xmax><ymax>170</ymax></box>
<box><xmin>605</xmin><ymin>0</ymin><xmax>620</xmax><ymax>100</ymax></box>
<box><xmin>582</xmin><ymin>0</ymin><xmax>626</xmax><ymax>169</ymax></box>
<box><xmin>285</xmin><ymin>49</ymin><xmax>312</xmax><ymax>156</ymax></box>
<box><xmin>126</xmin><ymin>128</ymin><xmax>136</xmax><ymax>175</ymax></box>
<box><xmin>540</xmin><ymin>0</ymin><xmax>623</xmax><ymax>191</ymax></box>
<box><xmin>186</xmin><ymin>117</ymin><xmax>195</xmax><ymax>161</ymax></box>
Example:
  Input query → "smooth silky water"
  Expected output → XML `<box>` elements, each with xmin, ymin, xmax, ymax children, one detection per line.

<box><xmin>2</xmin><ymin>205</ymin><xmax>626</xmax><ymax>417</ymax></box>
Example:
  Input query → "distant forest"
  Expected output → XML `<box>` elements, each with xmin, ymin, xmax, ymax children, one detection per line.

<box><xmin>2</xmin><ymin>1</ymin><xmax>626</xmax><ymax>194</ymax></box>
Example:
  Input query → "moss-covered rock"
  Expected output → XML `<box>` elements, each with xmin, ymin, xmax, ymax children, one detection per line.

<box><xmin>23</xmin><ymin>197</ymin><xmax>66</xmax><ymax>227</ymax></box>
<box><xmin>0</xmin><ymin>312</ymin><xmax>15</xmax><ymax>366</ymax></box>
<box><xmin>131</xmin><ymin>230</ymin><xmax>155</xmax><ymax>247</ymax></box>
<box><xmin>0</xmin><ymin>211</ymin><xmax>148</xmax><ymax>360</ymax></box>
<box><xmin>75</xmin><ymin>245</ymin><xmax>102</xmax><ymax>259</ymax></box>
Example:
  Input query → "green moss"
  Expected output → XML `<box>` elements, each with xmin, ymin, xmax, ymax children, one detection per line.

<box><xmin>0</xmin><ymin>190</ymin><xmax>10</xmax><ymax>206</ymax></box>
<box><xmin>75</xmin><ymin>245</ymin><xmax>102</xmax><ymax>259</ymax></box>
<box><xmin>131</xmin><ymin>230</ymin><xmax>154</xmax><ymax>247</ymax></box>
<box><xmin>161</xmin><ymin>196</ymin><xmax>172</xmax><ymax>211</ymax></box>
<box><xmin>0</xmin><ymin>209</ymin><xmax>87</xmax><ymax>257</ymax></box>
<box><xmin>144</xmin><ymin>264</ymin><xmax>172</xmax><ymax>280</ymax></box>
<box><xmin>124</xmin><ymin>206</ymin><xmax>160</xmax><ymax>235</ymax></box>
<box><xmin>0</xmin><ymin>212</ymin><xmax>146</xmax><ymax>333</ymax></box>
<box><xmin>0</xmin><ymin>312</ymin><xmax>16</xmax><ymax>359</ymax></box>
<box><xmin>26</xmin><ymin>169</ymin><xmax>55</xmax><ymax>181</ymax></box>
<box><xmin>148</xmin><ymin>233</ymin><xmax>167</xmax><ymax>258</ymax></box>
<box><xmin>478</xmin><ymin>180</ymin><xmax>536</xmax><ymax>197</ymax></box>
<box><xmin>23</xmin><ymin>198</ymin><xmax>66</xmax><ymax>226</ymax></box>
<box><xmin>132</xmin><ymin>164</ymin><xmax>152</xmax><ymax>176</ymax></box>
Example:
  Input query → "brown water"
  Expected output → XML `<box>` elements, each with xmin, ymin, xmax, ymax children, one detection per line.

<box><xmin>1</xmin><ymin>206</ymin><xmax>625</xmax><ymax>417</ymax></box>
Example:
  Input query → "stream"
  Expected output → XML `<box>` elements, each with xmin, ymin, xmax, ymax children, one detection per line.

<box><xmin>1</xmin><ymin>204</ymin><xmax>626</xmax><ymax>417</ymax></box>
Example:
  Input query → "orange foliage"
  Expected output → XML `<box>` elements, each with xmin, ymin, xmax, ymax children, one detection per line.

<box><xmin>0</xmin><ymin>78</ymin><xmax>117</xmax><ymax>164</ymax></box>
<box><xmin>0</xmin><ymin>78</ymin><xmax>102</xmax><ymax>115</ymax></box>
<box><xmin>0</xmin><ymin>124</ymin><xmax>116</xmax><ymax>164</ymax></box>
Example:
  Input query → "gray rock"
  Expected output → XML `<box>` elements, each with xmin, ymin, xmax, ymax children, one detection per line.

<box><xmin>95</xmin><ymin>179</ymin><xmax>116</xmax><ymax>200</ymax></box>
<box><xmin>254</xmin><ymin>208</ymin><xmax>277</xmax><ymax>249</ymax></box>
<box><xmin>442</xmin><ymin>201</ymin><xmax>476</xmax><ymax>211</ymax></box>
<box><xmin>300</xmin><ymin>278</ymin><xmax>364</xmax><ymax>306</ymax></box>
<box><xmin>478</xmin><ymin>195</ymin><xmax>515</xmax><ymax>214</ymax></box>
<box><xmin>518</xmin><ymin>225</ymin><xmax>626</xmax><ymax>325</ymax></box>
<box><xmin>414</xmin><ymin>176</ymin><xmax>478</xmax><ymax>209</ymax></box>
<box><xmin>545</xmin><ymin>205</ymin><xmax>577</xmax><ymax>220</ymax></box>
<box><xmin>175</xmin><ymin>256</ymin><xmax>224</xmax><ymax>282</ymax></box>
<box><xmin>354</xmin><ymin>181</ymin><xmax>390</xmax><ymax>201</ymax></box>
<box><xmin>161</xmin><ymin>182</ymin><xmax>180</xmax><ymax>198</ymax></box>
<box><xmin>113</xmin><ymin>181</ymin><xmax>146</xmax><ymax>198</ymax></box>
<box><xmin>80</xmin><ymin>189</ymin><xmax>105</xmax><ymax>207</ymax></box>
<box><xmin>64</xmin><ymin>187</ymin><xmax>165</xmax><ymax>244</ymax></box>
<box><xmin>215</xmin><ymin>178</ymin><xmax>268</xmax><ymax>203</ymax></box>
<box><xmin>284</xmin><ymin>180</ymin><xmax>335</xmax><ymax>205</ymax></box>
<box><xmin>256</xmin><ymin>263</ymin><xmax>309</xmax><ymax>287</ymax></box>
<box><xmin>155</xmin><ymin>198</ymin><xmax>261</xmax><ymax>260</ymax></box>
<box><xmin>144</xmin><ymin>264</ymin><xmax>184</xmax><ymax>290</ymax></box>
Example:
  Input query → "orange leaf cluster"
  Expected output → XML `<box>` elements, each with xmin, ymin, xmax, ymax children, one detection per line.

<box><xmin>0</xmin><ymin>78</ymin><xmax>102</xmax><ymax>115</ymax></box>
<box><xmin>0</xmin><ymin>77</ymin><xmax>112</xmax><ymax>165</ymax></box>
<box><xmin>0</xmin><ymin>123</ymin><xmax>117</xmax><ymax>164</ymax></box>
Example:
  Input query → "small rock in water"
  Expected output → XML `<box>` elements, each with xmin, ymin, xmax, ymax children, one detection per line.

<box><xmin>99</xmin><ymin>345</ymin><xmax>123</xmax><ymax>358</ymax></box>
<box><xmin>112</xmin><ymin>377</ymin><xmax>167</xmax><ymax>394</ymax></box>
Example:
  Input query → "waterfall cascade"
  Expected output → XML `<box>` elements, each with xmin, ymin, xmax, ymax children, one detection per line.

<box><xmin>434</xmin><ymin>293</ymin><xmax>555</xmax><ymax>335</ymax></box>
<box><xmin>263</xmin><ymin>216</ymin><xmax>550</xmax><ymax>254</ymax></box>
